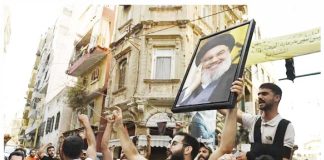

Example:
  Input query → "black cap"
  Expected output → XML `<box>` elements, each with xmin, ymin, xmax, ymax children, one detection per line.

<box><xmin>195</xmin><ymin>33</ymin><xmax>235</xmax><ymax>66</ymax></box>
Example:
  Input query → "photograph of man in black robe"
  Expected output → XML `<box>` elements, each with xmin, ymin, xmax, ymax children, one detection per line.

<box><xmin>177</xmin><ymin>33</ymin><xmax>237</xmax><ymax>106</ymax></box>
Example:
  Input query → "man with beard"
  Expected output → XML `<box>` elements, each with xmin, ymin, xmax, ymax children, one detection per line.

<box><xmin>165</xmin><ymin>131</ymin><xmax>200</xmax><ymax>160</ymax></box>
<box><xmin>178</xmin><ymin>33</ymin><xmax>236</xmax><ymax>105</ymax></box>
<box><xmin>227</xmin><ymin>83</ymin><xmax>295</xmax><ymax>160</ymax></box>
<box><xmin>177</xmin><ymin>33</ymin><xmax>237</xmax><ymax>147</ymax></box>
<box><xmin>108</xmin><ymin>78</ymin><xmax>243</xmax><ymax>160</ymax></box>
<box><xmin>38</xmin><ymin>144</ymin><xmax>56</xmax><ymax>160</ymax></box>
<box><xmin>194</xmin><ymin>143</ymin><xmax>213</xmax><ymax>160</ymax></box>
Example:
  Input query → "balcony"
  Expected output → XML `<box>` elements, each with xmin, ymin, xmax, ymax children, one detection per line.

<box><xmin>26</xmin><ymin>88</ymin><xmax>33</xmax><ymax>100</ymax></box>
<box><xmin>39</xmin><ymin>81</ymin><xmax>48</xmax><ymax>94</ymax></box>
<box><xmin>67</xmin><ymin>18</ymin><xmax>110</xmax><ymax>77</ymax></box>
<box><xmin>28</xmin><ymin>109</ymin><xmax>36</xmax><ymax>119</ymax></box>
<box><xmin>23</xmin><ymin>109</ymin><xmax>30</xmax><ymax>119</ymax></box>
<box><xmin>67</xmin><ymin>46</ymin><xmax>107</xmax><ymax>76</ymax></box>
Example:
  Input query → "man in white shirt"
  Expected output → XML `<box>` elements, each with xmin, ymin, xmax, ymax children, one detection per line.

<box><xmin>234</xmin><ymin>83</ymin><xmax>295</xmax><ymax>160</ymax></box>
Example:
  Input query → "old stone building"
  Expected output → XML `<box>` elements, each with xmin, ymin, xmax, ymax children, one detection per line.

<box><xmin>107</xmin><ymin>5</ymin><xmax>248</xmax><ymax>159</ymax></box>
<box><xmin>65</xmin><ymin>5</ymin><xmax>115</xmax><ymax>151</ymax></box>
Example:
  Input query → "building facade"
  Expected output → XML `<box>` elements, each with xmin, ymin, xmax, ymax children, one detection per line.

<box><xmin>18</xmin><ymin>43</ymin><xmax>42</xmax><ymax>146</ymax></box>
<box><xmin>38</xmin><ymin>6</ymin><xmax>76</xmax><ymax>148</ymax></box>
<box><xmin>65</xmin><ymin>5</ymin><xmax>115</xmax><ymax>151</ymax></box>
<box><xmin>108</xmin><ymin>5</ymin><xmax>248</xmax><ymax>159</ymax></box>
<box><xmin>20</xmin><ymin>5</ymin><xmax>77</xmax><ymax>148</ymax></box>
<box><xmin>21</xmin><ymin>27</ymin><xmax>54</xmax><ymax>148</ymax></box>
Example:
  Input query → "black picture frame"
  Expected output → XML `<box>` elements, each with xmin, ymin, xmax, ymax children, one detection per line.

<box><xmin>172</xmin><ymin>19</ymin><xmax>256</xmax><ymax>113</ymax></box>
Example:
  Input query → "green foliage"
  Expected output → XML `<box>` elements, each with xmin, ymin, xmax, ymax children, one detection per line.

<box><xmin>67</xmin><ymin>82</ymin><xmax>88</xmax><ymax>109</ymax></box>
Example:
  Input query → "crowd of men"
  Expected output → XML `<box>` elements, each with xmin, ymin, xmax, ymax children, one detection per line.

<box><xmin>5</xmin><ymin>79</ymin><xmax>295</xmax><ymax>160</ymax></box>
<box><xmin>4</xmin><ymin>24</ymin><xmax>297</xmax><ymax>160</ymax></box>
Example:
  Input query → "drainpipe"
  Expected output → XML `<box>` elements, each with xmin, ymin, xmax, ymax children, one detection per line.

<box><xmin>33</xmin><ymin>120</ymin><xmax>39</xmax><ymax>148</ymax></box>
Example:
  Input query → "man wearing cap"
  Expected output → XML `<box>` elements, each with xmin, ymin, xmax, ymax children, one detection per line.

<box><xmin>177</xmin><ymin>33</ymin><xmax>237</xmax><ymax>146</ymax></box>
<box><xmin>178</xmin><ymin>33</ymin><xmax>236</xmax><ymax>105</ymax></box>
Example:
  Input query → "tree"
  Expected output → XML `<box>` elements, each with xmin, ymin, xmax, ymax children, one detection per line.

<box><xmin>67</xmin><ymin>82</ymin><xmax>88</xmax><ymax>111</ymax></box>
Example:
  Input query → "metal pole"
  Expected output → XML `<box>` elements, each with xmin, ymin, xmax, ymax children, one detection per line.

<box><xmin>279</xmin><ymin>72</ymin><xmax>321</xmax><ymax>81</ymax></box>
<box><xmin>33</xmin><ymin>120</ymin><xmax>39</xmax><ymax>148</ymax></box>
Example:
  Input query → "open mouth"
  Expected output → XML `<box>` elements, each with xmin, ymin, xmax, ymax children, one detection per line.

<box><xmin>166</xmin><ymin>150</ymin><xmax>171</xmax><ymax>156</ymax></box>
<box><xmin>165</xmin><ymin>150</ymin><xmax>172</xmax><ymax>159</ymax></box>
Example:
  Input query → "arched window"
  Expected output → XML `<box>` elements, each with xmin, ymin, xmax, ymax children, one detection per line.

<box><xmin>118</xmin><ymin>59</ymin><xmax>127</xmax><ymax>89</ymax></box>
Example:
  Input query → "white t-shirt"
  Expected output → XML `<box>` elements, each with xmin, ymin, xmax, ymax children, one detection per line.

<box><xmin>242</xmin><ymin>113</ymin><xmax>295</xmax><ymax>148</ymax></box>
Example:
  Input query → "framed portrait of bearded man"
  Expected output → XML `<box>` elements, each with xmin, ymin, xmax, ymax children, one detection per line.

<box><xmin>172</xmin><ymin>19</ymin><xmax>256</xmax><ymax>113</ymax></box>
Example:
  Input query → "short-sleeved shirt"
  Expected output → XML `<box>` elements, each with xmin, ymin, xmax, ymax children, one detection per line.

<box><xmin>242</xmin><ymin>113</ymin><xmax>295</xmax><ymax>148</ymax></box>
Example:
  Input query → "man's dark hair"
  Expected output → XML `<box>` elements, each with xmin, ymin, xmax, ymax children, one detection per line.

<box><xmin>199</xmin><ymin>142</ymin><xmax>212</xmax><ymax>154</ymax></box>
<box><xmin>62</xmin><ymin>135</ymin><xmax>84</xmax><ymax>159</ymax></box>
<box><xmin>47</xmin><ymin>146</ymin><xmax>55</xmax><ymax>153</ymax></box>
<box><xmin>9</xmin><ymin>151</ymin><xmax>25</xmax><ymax>160</ymax></box>
<box><xmin>174</xmin><ymin>132</ymin><xmax>199</xmax><ymax>159</ymax></box>
<box><xmin>14</xmin><ymin>148</ymin><xmax>26</xmax><ymax>157</ymax></box>
<box><xmin>259</xmin><ymin>83</ymin><xmax>282</xmax><ymax>98</ymax></box>
<box><xmin>256</xmin><ymin>155</ymin><xmax>275</xmax><ymax>160</ymax></box>
<box><xmin>29</xmin><ymin>148</ymin><xmax>36</xmax><ymax>155</ymax></box>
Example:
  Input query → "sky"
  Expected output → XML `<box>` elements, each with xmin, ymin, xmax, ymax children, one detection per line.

<box><xmin>0</xmin><ymin>0</ymin><xmax>67</xmax><ymax>150</ymax></box>
<box><xmin>1</xmin><ymin>0</ymin><xmax>323</xmax><ymax>153</ymax></box>
<box><xmin>248</xmin><ymin>1</ymin><xmax>323</xmax><ymax>147</ymax></box>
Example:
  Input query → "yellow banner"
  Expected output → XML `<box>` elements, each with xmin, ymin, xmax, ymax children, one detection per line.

<box><xmin>246</xmin><ymin>28</ymin><xmax>321</xmax><ymax>66</ymax></box>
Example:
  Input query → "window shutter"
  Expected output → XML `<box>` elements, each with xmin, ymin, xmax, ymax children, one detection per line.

<box><xmin>55</xmin><ymin>112</ymin><xmax>60</xmax><ymax>130</ymax></box>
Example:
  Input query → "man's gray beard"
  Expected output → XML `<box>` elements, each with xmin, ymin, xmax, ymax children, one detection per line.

<box><xmin>201</xmin><ymin>54</ymin><xmax>232</xmax><ymax>87</ymax></box>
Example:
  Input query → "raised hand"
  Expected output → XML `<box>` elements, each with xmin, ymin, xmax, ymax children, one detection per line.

<box><xmin>108</xmin><ymin>106</ymin><xmax>123</xmax><ymax>129</ymax></box>
<box><xmin>230</xmin><ymin>78</ymin><xmax>244</xmax><ymax>101</ymax></box>
<box><xmin>106</xmin><ymin>114</ymin><xmax>115</xmax><ymax>123</ymax></box>
<box><xmin>78</xmin><ymin>114</ymin><xmax>90</xmax><ymax>126</ymax></box>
